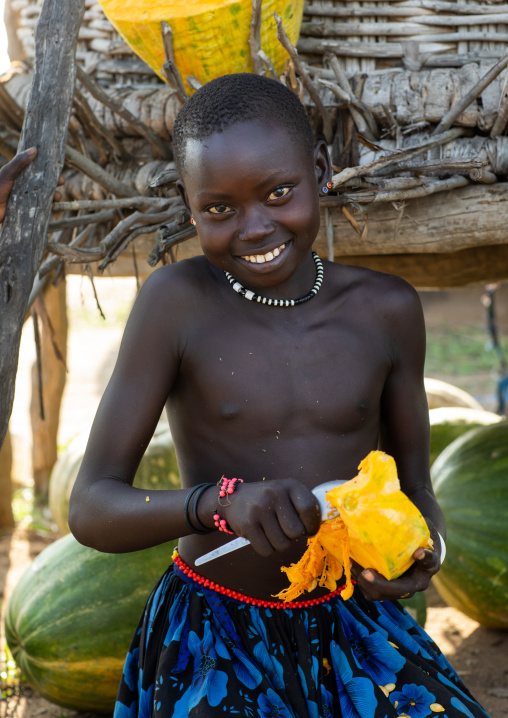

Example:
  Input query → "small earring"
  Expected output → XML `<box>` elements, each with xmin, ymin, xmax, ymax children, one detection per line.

<box><xmin>190</xmin><ymin>217</ymin><xmax>196</xmax><ymax>225</ymax></box>
<box><xmin>322</xmin><ymin>186</ymin><xmax>329</xmax><ymax>194</ymax></box>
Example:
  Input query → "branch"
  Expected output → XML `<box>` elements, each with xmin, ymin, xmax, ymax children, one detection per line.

<box><xmin>342</xmin><ymin>175</ymin><xmax>470</xmax><ymax>205</ymax></box>
<box><xmin>64</xmin><ymin>144</ymin><xmax>138</xmax><ymax>197</ymax></box>
<box><xmin>0</xmin><ymin>0</ymin><xmax>85</xmax><ymax>449</ymax></box>
<box><xmin>331</xmin><ymin>128</ymin><xmax>465</xmax><ymax>187</ymax></box>
<box><xmin>257</xmin><ymin>50</ymin><xmax>278</xmax><ymax>81</ymax></box>
<box><xmin>161</xmin><ymin>22</ymin><xmax>189</xmax><ymax>105</ymax></box>
<box><xmin>75</xmin><ymin>64</ymin><xmax>172</xmax><ymax>160</ymax></box>
<box><xmin>249</xmin><ymin>0</ymin><xmax>263</xmax><ymax>75</ymax></box>
<box><xmin>273</xmin><ymin>12</ymin><xmax>333</xmax><ymax>143</ymax></box>
<box><xmin>74</xmin><ymin>86</ymin><xmax>129</xmax><ymax>161</ymax></box>
<box><xmin>324</xmin><ymin>53</ymin><xmax>378</xmax><ymax>138</ymax></box>
<box><xmin>48</xmin><ymin>209</ymin><xmax>116</xmax><ymax>233</ymax></box>
<box><xmin>53</xmin><ymin>197</ymin><xmax>174</xmax><ymax>212</ymax></box>
<box><xmin>433</xmin><ymin>55</ymin><xmax>508</xmax><ymax>135</ymax></box>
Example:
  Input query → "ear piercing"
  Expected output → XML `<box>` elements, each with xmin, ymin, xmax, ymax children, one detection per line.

<box><xmin>190</xmin><ymin>217</ymin><xmax>196</xmax><ymax>225</ymax></box>
<box><xmin>322</xmin><ymin>182</ymin><xmax>333</xmax><ymax>194</ymax></box>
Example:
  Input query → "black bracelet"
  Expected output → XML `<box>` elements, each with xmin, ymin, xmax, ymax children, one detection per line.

<box><xmin>184</xmin><ymin>483</ymin><xmax>214</xmax><ymax>535</ymax></box>
<box><xmin>190</xmin><ymin>483</ymin><xmax>215</xmax><ymax>534</ymax></box>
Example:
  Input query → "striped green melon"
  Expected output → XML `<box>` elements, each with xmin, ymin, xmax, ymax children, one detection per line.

<box><xmin>431</xmin><ymin>421</ymin><xmax>508</xmax><ymax>628</ymax></box>
<box><xmin>49</xmin><ymin>426</ymin><xmax>180</xmax><ymax>534</ymax></box>
<box><xmin>5</xmin><ymin>534</ymin><xmax>176</xmax><ymax>713</ymax></box>
<box><xmin>98</xmin><ymin>0</ymin><xmax>304</xmax><ymax>89</ymax></box>
<box><xmin>429</xmin><ymin>407</ymin><xmax>502</xmax><ymax>466</ymax></box>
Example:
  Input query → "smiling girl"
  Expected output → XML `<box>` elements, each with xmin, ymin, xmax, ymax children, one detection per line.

<box><xmin>67</xmin><ymin>74</ymin><xmax>489</xmax><ymax>718</ymax></box>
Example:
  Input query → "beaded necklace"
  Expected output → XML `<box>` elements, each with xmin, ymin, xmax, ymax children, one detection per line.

<box><xmin>224</xmin><ymin>251</ymin><xmax>323</xmax><ymax>308</ymax></box>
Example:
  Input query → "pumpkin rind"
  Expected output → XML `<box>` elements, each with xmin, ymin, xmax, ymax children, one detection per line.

<box><xmin>5</xmin><ymin>534</ymin><xmax>176</xmax><ymax>713</ymax></box>
<box><xmin>432</xmin><ymin>421</ymin><xmax>508</xmax><ymax>628</ymax></box>
<box><xmin>97</xmin><ymin>0</ymin><xmax>305</xmax><ymax>88</ymax></box>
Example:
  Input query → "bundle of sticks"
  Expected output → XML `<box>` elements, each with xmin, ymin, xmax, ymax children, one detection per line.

<box><xmin>1</xmin><ymin>0</ymin><xmax>508</xmax><ymax>283</ymax></box>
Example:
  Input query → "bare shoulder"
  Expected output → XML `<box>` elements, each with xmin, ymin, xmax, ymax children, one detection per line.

<box><xmin>118</xmin><ymin>256</ymin><xmax>215</xmax><ymax>360</ymax></box>
<box><xmin>325</xmin><ymin>260</ymin><xmax>423</xmax><ymax>324</ymax></box>
<box><xmin>136</xmin><ymin>255</ymin><xmax>213</xmax><ymax>307</ymax></box>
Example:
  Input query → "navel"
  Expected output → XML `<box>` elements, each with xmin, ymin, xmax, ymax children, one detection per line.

<box><xmin>220</xmin><ymin>403</ymin><xmax>241</xmax><ymax>420</ymax></box>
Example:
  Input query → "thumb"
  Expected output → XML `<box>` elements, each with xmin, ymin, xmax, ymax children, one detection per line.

<box><xmin>0</xmin><ymin>148</ymin><xmax>37</xmax><ymax>222</ymax></box>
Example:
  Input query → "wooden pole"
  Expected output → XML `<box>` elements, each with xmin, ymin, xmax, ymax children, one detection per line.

<box><xmin>0</xmin><ymin>0</ymin><xmax>85</xmax><ymax>451</ymax></box>
<box><xmin>30</xmin><ymin>281</ymin><xmax>68</xmax><ymax>503</ymax></box>
<box><xmin>0</xmin><ymin>428</ymin><xmax>14</xmax><ymax>529</ymax></box>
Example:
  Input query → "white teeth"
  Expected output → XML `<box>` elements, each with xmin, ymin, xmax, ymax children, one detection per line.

<box><xmin>242</xmin><ymin>243</ymin><xmax>286</xmax><ymax>263</ymax></box>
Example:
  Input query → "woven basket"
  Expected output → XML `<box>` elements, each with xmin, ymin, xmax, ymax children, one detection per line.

<box><xmin>14</xmin><ymin>0</ymin><xmax>508</xmax><ymax>80</ymax></box>
<box><xmin>299</xmin><ymin>0</ymin><xmax>508</xmax><ymax>73</ymax></box>
<box><xmin>10</xmin><ymin>0</ymin><xmax>508</xmax><ymax>81</ymax></box>
<box><xmin>12</xmin><ymin>0</ymin><xmax>157</xmax><ymax>85</ymax></box>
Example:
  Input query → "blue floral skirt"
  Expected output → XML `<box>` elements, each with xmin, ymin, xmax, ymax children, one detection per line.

<box><xmin>113</xmin><ymin>559</ymin><xmax>490</xmax><ymax>718</ymax></box>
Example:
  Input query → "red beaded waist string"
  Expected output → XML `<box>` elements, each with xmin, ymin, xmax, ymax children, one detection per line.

<box><xmin>172</xmin><ymin>550</ymin><xmax>352</xmax><ymax>610</ymax></box>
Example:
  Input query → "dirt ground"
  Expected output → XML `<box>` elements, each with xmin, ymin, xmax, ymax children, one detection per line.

<box><xmin>1</xmin><ymin>278</ymin><xmax>508</xmax><ymax>718</ymax></box>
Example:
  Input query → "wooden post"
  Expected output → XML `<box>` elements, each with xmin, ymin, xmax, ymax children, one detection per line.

<box><xmin>0</xmin><ymin>428</ymin><xmax>14</xmax><ymax>529</ymax></box>
<box><xmin>30</xmin><ymin>279</ymin><xmax>68</xmax><ymax>503</ymax></box>
<box><xmin>0</xmin><ymin>0</ymin><xmax>85</xmax><ymax>451</ymax></box>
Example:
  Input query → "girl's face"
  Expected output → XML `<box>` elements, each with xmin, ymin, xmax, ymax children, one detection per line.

<box><xmin>178</xmin><ymin>120</ymin><xmax>330</xmax><ymax>294</ymax></box>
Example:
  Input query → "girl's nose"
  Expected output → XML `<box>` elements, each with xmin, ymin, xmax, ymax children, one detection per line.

<box><xmin>238</xmin><ymin>209</ymin><xmax>275</xmax><ymax>243</ymax></box>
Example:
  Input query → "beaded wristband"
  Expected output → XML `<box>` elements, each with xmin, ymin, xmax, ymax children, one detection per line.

<box><xmin>213</xmin><ymin>476</ymin><xmax>243</xmax><ymax>534</ymax></box>
<box><xmin>184</xmin><ymin>483</ymin><xmax>214</xmax><ymax>535</ymax></box>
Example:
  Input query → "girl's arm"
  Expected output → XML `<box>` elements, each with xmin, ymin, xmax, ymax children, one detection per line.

<box><xmin>352</xmin><ymin>278</ymin><xmax>444</xmax><ymax>601</ymax></box>
<box><xmin>68</xmin><ymin>267</ymin><xmax>199</xmax><ymax>553</ymax></box>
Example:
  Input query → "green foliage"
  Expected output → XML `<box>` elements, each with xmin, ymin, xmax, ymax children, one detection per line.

<box><xmin>425</xmin><ymin>325</ymin><xmax>497</xmax><ymax>377</ymax></box>
<box><xmin>11</xmin><ymin>488</ymin><xmax>56</xmax><ymax>534</ymax></box>
<box><xmin>0</xmin><ymin>644</ymin><xmax>24</xmax><ymax>701</ymax></box>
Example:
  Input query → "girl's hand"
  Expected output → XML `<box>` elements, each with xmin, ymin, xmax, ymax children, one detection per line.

<box><xmin>0</xmin><ymin>148</ymin><xmax>64</xmax><ymax>224</ymax></box>
<box><xmin>204</xmin><ymin>479</ymin><xmax>322</xmax><ymax>556</ymax></box>
<box><xmin>350</xmin><ymin>520</ymin><xmax>442</xmax><ymax>603</ymax></box>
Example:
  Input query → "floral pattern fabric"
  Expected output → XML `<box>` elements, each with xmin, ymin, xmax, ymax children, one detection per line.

<box><xmin>114</xmin><ymin>564</ymin><xmax>490</xmax><ymax>718</ymax></box>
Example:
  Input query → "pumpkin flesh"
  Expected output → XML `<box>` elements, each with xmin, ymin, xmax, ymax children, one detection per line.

<box><xmin>276</xmin><ymin>451</ymin><xmax>432</xmax><ymax>602</ymax></box>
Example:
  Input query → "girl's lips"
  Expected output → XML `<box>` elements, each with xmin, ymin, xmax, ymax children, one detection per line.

<box><xmin>236</xmin><ymin>241</ymin><xmax>291</xmax><ymax>271</ymax></box>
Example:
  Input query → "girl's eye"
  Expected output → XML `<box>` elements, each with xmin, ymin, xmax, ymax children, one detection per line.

<box><xmin>208</xmin><ymin>203</ymin><xmax>232</xmax><ymax>215</ymax></box>
<box><xmin>268</xmin><ymin>186</ymin><xmax>292</xmax><ymax>201</ymax></box>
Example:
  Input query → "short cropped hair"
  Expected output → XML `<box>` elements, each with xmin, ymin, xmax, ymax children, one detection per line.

<box><xmin>172</xmin><ymin>73</ymin><xmax>315</xmax><ymax>175</ymax></box>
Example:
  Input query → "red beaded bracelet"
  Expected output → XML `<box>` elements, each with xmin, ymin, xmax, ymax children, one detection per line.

<box><xmin>213</xmin><ymin>476</ymin><xmax>243</xmax><ymax>534</ymax></box>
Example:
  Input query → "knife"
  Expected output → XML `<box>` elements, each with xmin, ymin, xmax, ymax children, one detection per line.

<box><xmin>195</xmin><ymin>479</ymin><xmax>347</xmax><ymax>566</ymax></box>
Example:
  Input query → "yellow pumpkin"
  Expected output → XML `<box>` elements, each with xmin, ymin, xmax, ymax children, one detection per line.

<box><xmin>97</xmin><ymin>0</ymin><xmax>304</xmax><ymax>90</ymax></box>
<box><xmin>276</xmin><ymin>451</ymin><xmax>432</xmax><ymax>602</ymax></box>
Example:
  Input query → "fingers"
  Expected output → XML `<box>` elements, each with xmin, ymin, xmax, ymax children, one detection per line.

<box><xmin>288</xmin><ymin>483</ymin><xmax>321</xmax><ymax>536</ymax></box>
<box><xmin>228</xmin><ymin>479</ymin><xmax>318</xmax><ymax>557</ymax></box>
<box><xmin>413</xmin><ymin>545</ymin><xmax>440</xmax><ymax>573</ymax></box>
<box><xmin>350</xmin><ymin>559</ymin><xmax>432</xmax><ymax>603</ymax></box>
<box><xmin>0</xmin><ymin>148</ymin><xmax>37</xmax><ymax>221</ymax></box>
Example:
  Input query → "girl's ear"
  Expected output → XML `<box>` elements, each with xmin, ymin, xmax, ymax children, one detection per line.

<box><xmin>176</xmin><ymin>179</ymin><xmax>192</xmax><ymax>214</ymax></box>
<box><xmin>313</xmin><ymin>139</ymin><xmax>332</xmax><ymax>194</ymax></box>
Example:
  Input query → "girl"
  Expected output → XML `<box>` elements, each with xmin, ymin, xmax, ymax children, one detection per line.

<box><xmin>67</xmin><ymin>74</ymin><xmax>489</xmax><ymax>718</ymax></box>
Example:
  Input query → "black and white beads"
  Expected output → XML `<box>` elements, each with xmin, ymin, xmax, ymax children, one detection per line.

<box><xmin>224</xmin><ymin>251</ymin><xmax>324</xmax><ymax>307</ymax></box>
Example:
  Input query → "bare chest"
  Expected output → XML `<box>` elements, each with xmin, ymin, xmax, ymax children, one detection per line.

<box><xmin>171</xmin><ymin>310</ymin><xmax>390</xmax><ymax>438</ymax></box>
